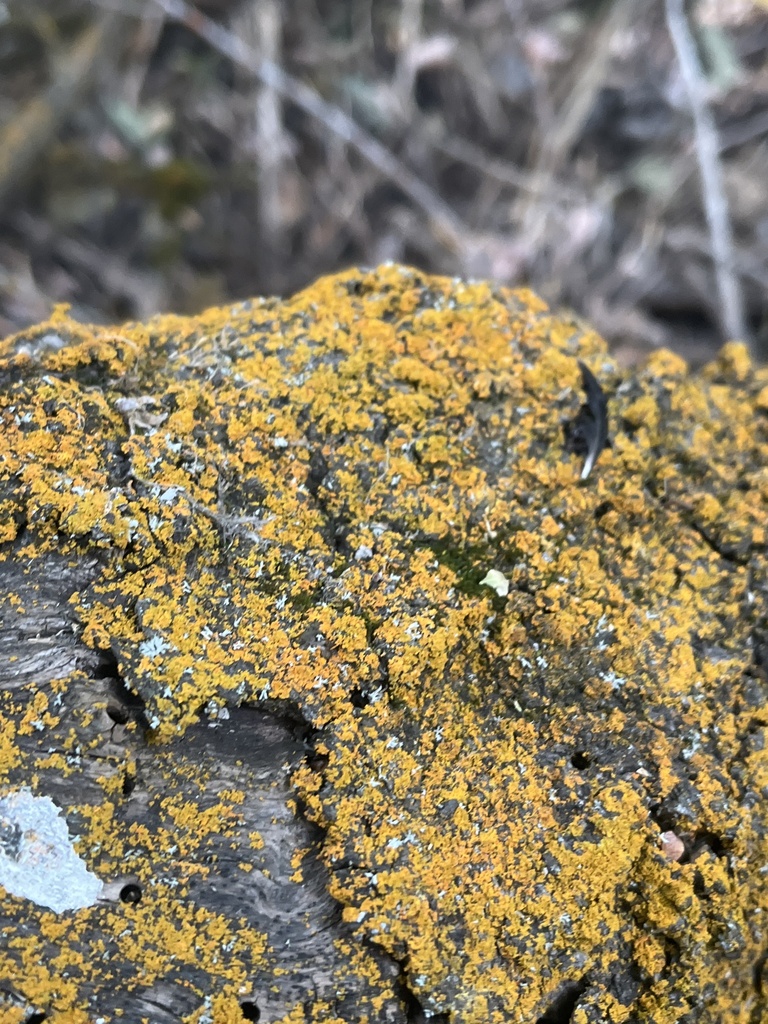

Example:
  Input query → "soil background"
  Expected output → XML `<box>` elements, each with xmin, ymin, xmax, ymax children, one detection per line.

<box><xmin>1</xmin><ymin>0</ymin><xmax>768</xmax><ymax>366</ymax></box>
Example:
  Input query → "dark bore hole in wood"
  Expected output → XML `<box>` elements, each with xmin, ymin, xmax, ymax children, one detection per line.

<box><xmin>240</xmin><ymin>1001</ymin><xmax>260</xmax><ymax>1021</ymax></box>
<box><xmin>119</xmin><ymin>883</ymin><xmax>142</xmax><ymax>904</ymax></box>
<box><xmin>350</xmin><ymin>686</ymin><xmax>370</xmax><ymax>709</ymax></box>
<box><xmin>692</xmin><ymin>829</ymin><xmax>729</xmax><ymax>859</ymax></box>
<box><xmin>753</xmin><ymin>949</ymin><xmax>768</xmax><ymax>996</ymax></box>
<box><xmin>93</xmin><ymin>647</ymin><xmax>120</xmax><ymax>680</ymax></box>
<box><xmin>571</xmin><ymin>750</ymin><xmax>590</xmax><ymax>770</ymax></box>
<box><xmin>106</xmin><ymin>703</ymin><xmax>130</xmax><ymax>725</ymax></box>
<box><xmin>593</xmin><ymin>500</ymin><xmax>613</xmax><ymax>520</ymax></box>
<box><xmin>535</xmin><ymin>978</ymin><xmax>588</xmax><ymax>1023</ymax></box>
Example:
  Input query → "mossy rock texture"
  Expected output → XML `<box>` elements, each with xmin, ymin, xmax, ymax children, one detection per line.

<box><xmin>0</xmin><ymin>264</ymin><xmax>766</xmax><ymax>1024</ymax></box>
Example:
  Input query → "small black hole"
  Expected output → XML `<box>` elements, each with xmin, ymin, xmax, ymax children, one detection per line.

<box><xmin>350</xmin><ymin>686</ymin><xmax>370</xmax><ymax>709</ymax></box>
<box><xmin>121</xmin><ymin>773</ymin><xmax>136</xmax><ymax>797</ymax></box>
<box><xmin>535</xmin><ymin>978</ymin><xmax>588</xmax><ymax>1023</ymax></box>
<box><xmin>306</xmin><ymin>750</ymin><xmax>329</xmax><ymax>772</ymax></box>
<box><xmin>753</xmin><ymin>950</ymin><xmax>768</xmax><ymax>995</ymax></box>
<box><xmin>26</xmin><ymin>1014</ymin><xmax>47</xmax><ymax>1024</ymax></box>
<box><xmin>571</xmin><ymin>751</ymin><xmax>590</xmax><ymax>770</ymax></box>
<box><xmin>120</xmin><ymin>883</ymin><xmax>142</xmax><ymax>904</ymax></box>
<box><xmin>106</xmin><ymin>703</ymin><xmax>130</xmax><ymax>725</ymax></box>
<box><xmin>692</xmin><ymin>830</ymin><xmax>728</xmax><ymax>858</ymax></box>
<box><xmin>663</xmin><ymin>936</ymin><xmax>680</xmax><ymax>968</ymax></box>
<box><xmin>693</xmin><ymin>870</ymin><xmax>707</xmax><ymax>897</ymax></box>
<box><xmin>93</xmin><ymin>648</ymin><xmax>120</xmax><ymax>680</ymax></box>
<box><xmin>240</xmin><ymin>1001</ymin><xmax>260</xmax><ymax>1021</ymax></box>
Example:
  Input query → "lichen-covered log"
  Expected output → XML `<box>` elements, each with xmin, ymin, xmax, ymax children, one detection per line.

<box><xmin>0</xmin><ymin>265</ymin><xmax>766</xmax><ymax>1024</ymax></box>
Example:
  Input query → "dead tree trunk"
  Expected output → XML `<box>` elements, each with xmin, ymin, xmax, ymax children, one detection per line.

<box><xmin>0</xmin><ymin>265</ymin><xmax>766</xmax><ymax>1024</ymax></box>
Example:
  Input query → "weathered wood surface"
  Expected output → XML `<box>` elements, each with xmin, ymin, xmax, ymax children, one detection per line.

<box><xmin>0</xmin><ymin>265</ymin><xmax>766</xmax><ymax>1024</ymax></box>
<box><xmin>0</xmin><ymin>550</ymin><xmax>400</xmax><ymax>1023</ymax></box>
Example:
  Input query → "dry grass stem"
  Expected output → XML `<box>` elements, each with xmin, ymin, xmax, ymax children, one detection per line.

<box><xmin>665</xmin><ymin>0</ymin><xmax>748</xmax><ymax>345</ymax></box>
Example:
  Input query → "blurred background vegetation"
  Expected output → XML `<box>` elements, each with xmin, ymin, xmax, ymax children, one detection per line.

<box><xmin>0</xmin><ymin>0</ymin><xmax>767</xmax><ymax>365</ymax></box>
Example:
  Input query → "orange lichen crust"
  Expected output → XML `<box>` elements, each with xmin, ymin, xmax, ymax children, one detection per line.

<box><xmin>0</xmin><ymin>265</ymin><xmax>766</xmax><ymax>1023</ymax></box>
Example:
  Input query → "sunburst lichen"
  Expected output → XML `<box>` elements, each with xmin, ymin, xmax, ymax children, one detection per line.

<box><xmin>0</xmin><ymin>264</ymin><xmax>766</xmax><ymax>1023</ymax></box>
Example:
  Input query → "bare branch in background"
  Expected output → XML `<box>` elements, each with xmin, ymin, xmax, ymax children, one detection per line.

<box><xmin>254</xmin><ymin>0</ymin><xmax>285</xmax><ymax>246</ymax></box>
<box><xmin>664</xmin><ymin>0</ymin><xmax>748</xmax><ymax>346</ymax></box>
<box><xmin>121</xmin><ymin>6</ymin><xmax>165</xmax><ymax>108</ymax></box>
<box><xmin>233</xmin><ymin>0</ymin><xmax>288</xmax><ymax>250</ymax></box>
<box><xmin>147</xmin><ymin>0</ymin><xmax>466</xmax><ymax>252</ymax></box>
<box><xmin>393</xmin><ymin>0</ymin><xmax>424</xmax><ymax>112</ymax></box>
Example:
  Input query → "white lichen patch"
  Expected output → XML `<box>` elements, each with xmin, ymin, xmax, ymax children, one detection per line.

<box><xmin>0</xmin><ymin>789</ymin><xmax>103</xmax><ymax>913</ymax></box>
<box><xmin>479</xmin><ymin>568</ymin><xmax>509</xmax><ymax>597</ymax></box>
